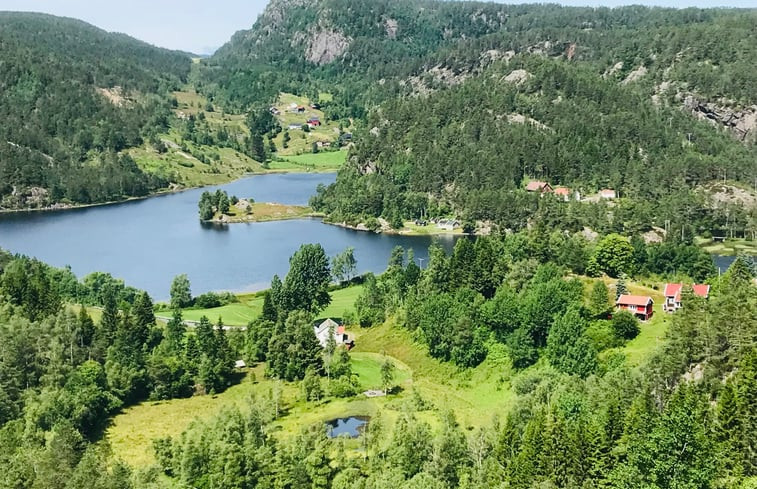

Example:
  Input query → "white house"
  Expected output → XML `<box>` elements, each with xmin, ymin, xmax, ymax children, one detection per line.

<box><xmin>314</xmin><ymin>318</ymin><xmax>350</xmax><ymax>348</ymax></box>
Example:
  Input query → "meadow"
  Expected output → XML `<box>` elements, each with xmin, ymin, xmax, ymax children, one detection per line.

<box><xmin>159</xmin><ymin>285</ymin><xmax>364</xmax><ymax>326</ymax></box>
<box><xmin>129</xmin><ymin>90</ymin><xmax>346</xmax><ymax>192</ymax></box>
<box><xmin>109</xmin><ymin>277</ymin><xmax>670</xmax><ymax>467</ymax></box>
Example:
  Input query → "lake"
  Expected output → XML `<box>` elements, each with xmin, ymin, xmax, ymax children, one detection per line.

<box><xmin>0</xmin><ymin>173</ymin><xmax>456</xmax><ymax>300</ymax></box>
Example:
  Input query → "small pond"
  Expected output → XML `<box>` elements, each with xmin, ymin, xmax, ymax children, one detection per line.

<box><xmin>326</xmin><ymin>416</ymin><xmax>370</xmax><ymax>438</ymax></box>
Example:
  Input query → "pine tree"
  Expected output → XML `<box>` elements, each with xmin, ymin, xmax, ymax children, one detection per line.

<box><xmin>251</xmin><ymin>133</ymin><xmax>266</xmax><ymax>162</ymax></box>
<box><xmin>589</xmin><ymin>280</ymin><xmax>611</xmax><ymax>318</ymax></box>
<box><xmin>165</xmin><ymin>309</ymin><xmax>186</xmax><ymax>354</ymax></box>
<box><xmin>615</xmin><ymin>273</ymin><xmax>629</xmax><ymax>299</ymax></box>
<box><xmin>132</xmin><ymin>291</ymin><xmax>155</xmax><ymax>346</ymax></box>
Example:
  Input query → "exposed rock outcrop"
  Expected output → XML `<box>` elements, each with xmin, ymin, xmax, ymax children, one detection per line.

<box><xmin>502</xmin><ymin>69</ymin><xmax>532</xmax><ymax>85</ymax></box>
<box><xmin>305</xmin><ymin>29</ymin><xmax>351</xmax><ymax>65</ymax></box>
<box><xmin>683</xmin><ymin>95</ymin><xmax>757</xmax><ymax>143</ymax></box>
<box><xmin>384</xmin><ymin>18</ymin><xmax>398</xmax><ymax>39</ymax></box>
<box><xmin>621</xmin><ymin>65</ymin><xmax>647</xmax><ymax>84</ymax></box>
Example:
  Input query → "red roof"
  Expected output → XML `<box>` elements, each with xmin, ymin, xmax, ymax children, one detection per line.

<box><xmin>337</xmin><ymin>326</ymin><xmax>345</xmax><ymax>335</ymax></box>
<box><xmin>616</xmin><ymin>294</ymin><xmax>653</xmax><ymax>307</ymax></box>
<box><xmin>663</xmin><ymin>283</ymin><xmax>710</xmax><ymax>302</ymax></box>
<box><xmin>526</xmin><ymin>181</ymin><xmax>551</xmax><ymax>192</ymax></box>
<box><xmin>554</xmin><ymin>186</ymin><xmax>570</xmax><ymax>196</ymax></box>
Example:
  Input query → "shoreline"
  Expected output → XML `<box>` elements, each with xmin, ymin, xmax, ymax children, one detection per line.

<box><xmin>0</xmin><ymin>167</ymin><xmax>338</xmax><ymax>216</ymax></box>
<box><xmin>322</xmin><ymin>219</ymin><xmax>471</xmax><ymax>237</ymax></box>
<box><xmin>203</xmin><ymin>201</ymin><xmax>324</xmax><ymax>225</ymax></box>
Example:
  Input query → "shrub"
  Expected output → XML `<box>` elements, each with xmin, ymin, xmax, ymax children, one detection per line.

<box><xmin>611</xmin><ymin>310</ymin><xmax>640</xmax><ymax>341</ymax></box>
<box><xmin>328</xmin><ymin>375</ymin><xmax>359</xmax><ymax>398</ymax></box>
<box><xmin>194</xmin><ymin>292</ymin><xmax>222</xmax><ymax>309</ymax></box>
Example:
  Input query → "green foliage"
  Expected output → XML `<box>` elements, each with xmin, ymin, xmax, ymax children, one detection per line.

<box><xmin>589</xmin><ymin>280</ymin><xmax>611</xmax><ymax>318</ymax></box>
<box><xmin>0</xmin><ymin>13</ymin><xmax>188</xmax><ymax>209</ymax></box>
<box><xmin>266</xmin><ymin>311</ymin><xmax>323</xmax><ymax>381</ymax></box>
<box><xmin>169</xmin><ymin>274</ymin><xmax>192</xmax><ymax>309</ymax></box>
<box><xmin>546</xmin><ymin>306</ymin><xmax>598</xmax><ymax>377</ymax></box>
<box><xmin>355</xmin><ymin>273</ymin><xmax>385</xmax><ymax>327</ymax></box>
<box><xmin>588</xmin><ymin>234</ymin><xmax>635</xmax><ymax>278</ymax></box>
<box><xmin>380</xmin><ymin>359</ymin><xmax>396</xmax><ymax>393</ymax></box>
<box><xmin>281</xmin><ymin>244</ymin><xmax>332</xmax><ymax>314</ymax></box>
<box><xmin>611</xmin><ymin>310</ymin><xmax>641</xmax><ymax>342</ymax></box>
<box><xmin>331</xmin><ymin>246</ymin><xmax>357</xmax><ymax>283</ymax></box>
<box><xmin>0</xmin><ymin>256</ymin><xmax>61</xmax><ymax>321</ymax></box>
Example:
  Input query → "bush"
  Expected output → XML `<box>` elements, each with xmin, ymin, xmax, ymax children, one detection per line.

<box><xmin>193</xmin><ymin>291</ymin><xmax>238</xmax><ymax>309</ymax></box>
<box><xmin>364</xmin><ymin>216</ymin><xmax>380</xmax><ymax>232</ymax></box>
<box><xmin>611</xmin><ymin>310</ymin><xmax>640</xmax><ymax>341</ymax></box>
<box><xmin>328</xmin><ymin>375</ymin><xmax>359</xmax><ymax>398</ymax></box>
<box><xmin>585</xmin><ymin>320</ymin><xmax>619</xmax><ymax>351</ymax></box>
<box><xmin>194</xmin><ymin>292</ymin><xmax>222</xmax><ymax>309</ymax></box>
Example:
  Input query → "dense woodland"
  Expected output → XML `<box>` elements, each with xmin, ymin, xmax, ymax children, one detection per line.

<box><xmin>310</xmin><ymin>56</ymin><xmax>757</xmax><ymax>236</ymax></box>
<box><xmin>204</xmin><ymin>1</ymin><xmax>757</xmax><ymax>117</ymax></box>
<box><xmin>0</xmin><ymin>13</ymin><xmax>190</xmax><ymax>209</ymax></box>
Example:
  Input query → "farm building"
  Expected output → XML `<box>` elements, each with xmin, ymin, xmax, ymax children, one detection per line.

<box><xmin>663</xmin><ymin>283</ymin><xmax>711</xmax><ymax>312</ymax></box>
<box><xmin>599</xmin><ymin>189</ymin><xmax>617</xmax><ymax>199</ymax></box>
<box><xmin>314</xmin><ymin>318</ymin><xmax>353</xmax><ymax>348</ymax></box>
<box><xmin>526</xmin><ymin>181</ymin><xmax>553</xmax><ymax>193</ymax></box>
<box><xmin>616</xmin><ymin>294</ymin><xmax>654</xmax><ymax>321</ymax></box>
<box><xmin>436</xmin><ymin>219</ymin><xmax>459</xmax><ymax>231</ymax></box>
<box><xmin>553</xmin><ymin>186</ymin><xmax>572</xmax><ymax>201</ymax></box>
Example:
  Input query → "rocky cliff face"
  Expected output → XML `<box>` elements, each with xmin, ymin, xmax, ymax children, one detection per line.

<box><xmin>683</xmin><ymin>95</ymin><xmax>757</xmax><ymax>144</ymax></box>
<box><xmin>303</xmin><ymin>28</ymin><xmax>351</xmax><ymax>65</ymax></box>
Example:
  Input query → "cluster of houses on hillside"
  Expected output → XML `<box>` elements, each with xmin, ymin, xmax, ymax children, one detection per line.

<box><xmin>525</xmin><ymin>180</ymin><xmax>617</xmax><ymax>202</ymax></box>
<box><xmin>616</xmin><ymin>283</ymin><xmax>711</xmax><ymax>321</ymax></box>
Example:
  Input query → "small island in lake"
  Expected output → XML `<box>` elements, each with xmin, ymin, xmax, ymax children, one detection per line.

<box><xmin>198</xmin><ymin>189</ymin><xmax>322</xmax><ymax>223</ymax></box>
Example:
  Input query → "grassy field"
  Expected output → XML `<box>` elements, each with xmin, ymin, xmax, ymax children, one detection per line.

<box><xmin>110</xmin><ymin>277</ymin><xmax>668</xmax><ymax>467</ymax></box>
<box><xmin>271</xmin><ymin>93</ymin><xmax>350</xmax><ymax>156</ymax></box>
<box><xmin>213</xmin><ymin>202</ymin><xmax>321</xmax><ymax>223</ymax></box>
<box><xmin>269</xmin><ymin>150</ymin><xmax>347</xmax><ymax>172</ymax></box>
<box><xmin>163</xmin><ymin>286</ymin><xmax>364</xmax><ymax>326</ymax></box>
<box><xmin>129</xmin><ymin>90</ymin><xmax>348</xmax><ymax>193</ymax></box>
<box><xmin>695</xmin><ymin>236</ymin><xmax>757</xmax><ymax>256</ymax></box>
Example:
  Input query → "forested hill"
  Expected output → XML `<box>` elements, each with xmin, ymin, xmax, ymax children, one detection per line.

<box><xmin>311</xmin><ymin>55</ymin><xmax>757</xmax><ymax>237</ymax></box>
<box><xmin>0</xmin><ymin>13</ymin><xmax>191</xmax><ymax>209</ymax></box>
<box><xmin>202</xmin><ymin>1</ymin><xmax>757</xmax><ymax>124</ymax></box>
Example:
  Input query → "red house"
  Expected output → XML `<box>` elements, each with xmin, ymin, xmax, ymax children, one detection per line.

<box><xmin>616</xmin><ymin>294</ymin><xmax>654</xmax><ymax>321</ymax></box>
<box><xmin>663</xmin><ymin>283</ymin><xmax>710</xmax><ymax>312</ymax></box>
<box><xmin>553</xmin><ymin>186</ymin><xmax>571</xmax><ymax>201</ymax></box>
<box><xmin>526</xmin><ymin>181</ymin><xmax>553</xmax><ymax>193</ymax></box>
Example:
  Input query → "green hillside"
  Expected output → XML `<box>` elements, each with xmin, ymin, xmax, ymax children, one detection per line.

<box><xmin>311</xmin><ymin>56</ymin><xmax>757</xmax><ymax>237</ymax></box>
<box><xmin>0</xmin><ymin>13</ymin><xmax>191</xmax><ymax>210</ymax></box>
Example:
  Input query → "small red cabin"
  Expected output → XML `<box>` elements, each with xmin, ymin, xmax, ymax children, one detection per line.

<box><xmin>616</xmin><ymin>294</ymin><xmax>654</xmax><ymax>321</ymax></box>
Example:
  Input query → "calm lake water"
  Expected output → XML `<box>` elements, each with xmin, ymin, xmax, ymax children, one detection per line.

<box><xmin>0</xmin><ymin>173</ymin><xmax>455</xmax><ymax>300</ymax></box>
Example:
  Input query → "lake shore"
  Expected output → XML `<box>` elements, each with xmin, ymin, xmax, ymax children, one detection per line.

<box><xmin>207</xmin><ymin>202</ymin><xmax>325</xmax><ymax>224</ymax></box>
<box><xmin>323</xmin><ymin>219</ymin><xmax>473</xmax><ymax>237</ymax></box>
<box><xmin>695</xmin><ymin>237</ymin><xmax>757</xmax><ymax>256</ymax></box>
<box><xmin>0</xmin><ymin>167</ymin><xmax>336</xmax><ymax>216</ymax></box>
